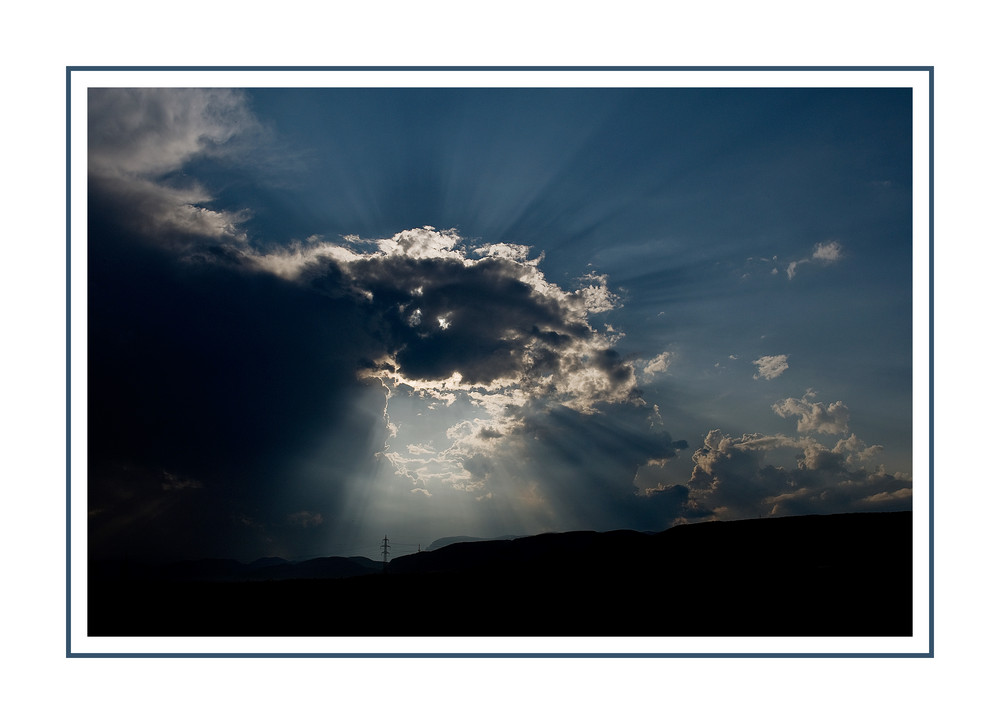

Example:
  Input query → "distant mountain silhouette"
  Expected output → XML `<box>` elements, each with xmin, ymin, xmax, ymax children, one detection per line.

<box><xmin>88</xmin><ymin>511</ymin><xmax>913</xmax><ymax>637</ymax></box>
<box><xmin>247</xmin><ymin>556</ymin><xmax>288</xmax><ymax>569</ymax></box>
<box><xmin>425</xmin><ymin>534</ymin><xmax>523</xmax><ymax>551</ymax></box>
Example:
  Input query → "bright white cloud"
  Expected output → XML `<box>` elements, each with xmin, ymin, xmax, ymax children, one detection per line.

<box><xmin>753</xmin><ymin>354</ymin><xmax>789</xmax><ymax>380</ymax></box>
<box><xmin>377</xmin><ymin>226</ymin><xmax>465</xmax><ymax>260</ymax></box>
<box><xmin>574</xmin><ymin>271</ymin><xmax>622</xmax><ymax>314</ymax></box>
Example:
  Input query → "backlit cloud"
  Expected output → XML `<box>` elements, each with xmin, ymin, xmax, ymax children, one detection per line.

<box><xmin>753</xmin><ymin>354</ymin><xmax>789</xmax><ymax>380</ymax></box>
<box><xmin>772</xmin><ymin>391</ymin><xmax>850</xmax><ymax>435</ymax></box>
<box><xmin>249</xmin><ymin>227</ymin><xmax>637</xmax><ymax>416</ymax></box>
<box><xmin>88</xmin><ymin>88</ymin><xmax>258</xmax><ymax>244</ymax></box>
<box><xmin>669</xmin><ymin>428</ymin><xmax>910</xmax><ymax>521</ymax></box>
<box><xmin>641</xmin><ymin>351</ymin><xmax>673</xmax><ymax>380</ymax></box>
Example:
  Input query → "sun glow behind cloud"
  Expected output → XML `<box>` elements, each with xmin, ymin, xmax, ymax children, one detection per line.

<box><xmin>240</xmin><ymin>225</ymin><xmax>671</xmax><ymax>534</ymax></box>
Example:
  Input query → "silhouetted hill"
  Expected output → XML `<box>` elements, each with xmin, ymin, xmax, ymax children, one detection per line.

<box><xmin>88</xmin><ymin>511</ymin><xmax>913</xmax><ymax>637</ymax></box>
<box><xmin>425</xmin><ymin>534</ymin><xmax>523</xmax><ymax>551</ymax></box>
<box><xmin>247</xmin><ymin>556</ymin><xmax>288</xmax><ymax>569</ymax></box>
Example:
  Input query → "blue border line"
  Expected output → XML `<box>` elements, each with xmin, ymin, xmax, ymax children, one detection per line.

<box><xmin>66</xmin><ymin>66</ymin><xmax>934</xmax><ymax>659</ymax></box>
<box><xmin>67</xmin><ymin>65</ymin><xmax>933</xmax><ymax>71</ymax></box>
<box><xmin>68</xmin><ymin>652</ymin><xmax>930</xmax><ymax>659</ymax></box>
<box><xmin>928</xmin><ymin>67</ymin><xmax>935</xmax><ymax>658</ymax></box>
<box><xmin>65</xmin><ymin>66</ymin><xmax>73</xmax><ymax>659</ymax></box>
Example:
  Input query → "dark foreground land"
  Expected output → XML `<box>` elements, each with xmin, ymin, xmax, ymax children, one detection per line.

<box><xmin>88</xmin><ymin>511</ymin><xmax>912</xmax><ymax>637</ymax></box>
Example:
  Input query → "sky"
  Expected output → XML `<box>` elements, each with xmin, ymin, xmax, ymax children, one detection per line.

<box><xmin>87</xmin><ymin>85</ymin><xmax>914</xmax><ymax>563</ymax></box>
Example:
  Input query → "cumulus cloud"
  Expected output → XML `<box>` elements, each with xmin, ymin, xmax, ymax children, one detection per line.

<box><xmin>753</xmin><ymin>354</ymin><xmax>789</xmax><ymax>380</ymax></box>
<box><xmin>772</xmin><ymin>390</ymin><xmax>850</xmax><ymax>435</ymax></box>
<box><xmin>832</xmin><ymin>433</ymin><xmax>884</xmax><ymax>465</ymax></box>
<box><xmin>786</xmin><ymin>240</ymin><xmax>844</xmax><ymax>279</ymax></box>
<box><xmin>250</xmin><ymin>226</ymin><xmax>637</xmax><ymax>416</ymax></box>
<box><xmin>667</xmin><ymin>428</ymin><xmax>911</xmax><ymax>521</ymax></box>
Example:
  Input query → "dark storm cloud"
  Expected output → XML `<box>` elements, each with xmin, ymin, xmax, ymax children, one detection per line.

<box><xmin>88</xmin><ymin>204</ymin><xmax>654</xmax><ymax>559</ymax></box>
<box><xmin>251</xmin><ymin>227</ymin><xmax>706</xmax><ymax>538</ymax></box>
<box><xmin>265</xmin><ymin>228</ymin><xmax>636</xmax><ymax>411</ymax></box>
<box><xmin>88</xmin><ymin>189</ymin><xmax>654</xmax><ymax>559</ymax></box>
<box><xmin>85</xmin><ymin>89</ymin><xmax>667</xmax><ymax>549</ymax></box>
<box><xmin>85</xmin><ymin>89</ymin><xmax>415</xmax><ymax>560</ymax></box>
<box><xmin>87</xmin><ymin>206</ymin><xmax>390</xmax><ymax>560</ymax></box>
<box><xmin>264</xmin><ymin>228</ymin><xmax>700</xmax><ymax>534</ymax></box>
<box><xmin>336</xmin><ymin>254</ymin><xmax>581</xmax><ymax>385</ymax></box>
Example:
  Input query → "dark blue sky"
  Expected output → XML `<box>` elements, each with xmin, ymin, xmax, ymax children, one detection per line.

<box><xmin>87</xmin><ymin>85</ymin><xmax>914</xmax><ymax>561</ymax></box>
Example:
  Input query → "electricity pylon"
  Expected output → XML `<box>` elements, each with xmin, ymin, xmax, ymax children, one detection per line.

<box><xmin>381</xmin><ymin>534</ymin><xmax>390</xmax><ymax>572</ymax></box>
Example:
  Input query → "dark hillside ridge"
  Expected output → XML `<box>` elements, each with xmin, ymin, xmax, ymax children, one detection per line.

<box><xmin>425</xmin><ymin>534</ymin><xmax>522</xmax><ymax>551</ymax></box>
<box><xmin>88</xmin><ymin>511</ymin><xmax>912</xmax><ymax>637</ymax></box>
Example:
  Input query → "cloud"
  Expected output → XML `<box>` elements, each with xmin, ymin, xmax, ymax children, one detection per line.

<box><xmin>86</xmin><ymin>217</ymin><xmax>392</xmax><ymax>560</ymax></box>
<box><xmin>89</xmin><ymin>88</ymin><xmax>256</xmax><ymax>177</ymax></box>
<box><xmin>90</xmin><ymin>190</ymin><xmax>683</xmax><ymax>557</ymax></box>
<box><xmin>753</xmin><ymin>354</ymin><xmax>789</xmax><ymax>380</ymax></box>
<box><xmin>88</xmin><ymin>88</ymin><xmax>258</xmax><ymax>244</ymax></box>
<box><xmin>670</xmin><ymin>428</ymin><xmax>910</xmax><ymax>521</ymax></box>
<box><xmin>832</xmin><ymin>433</ymin><xmax>884</xmax><ymax>465</ymax></box>
<box><xmin>250</xmin><ymin>227</ymin><xmax>637</xmax><ymax>416</ymax></box>
<box><xmin>786</xmin><ymin>240</ymin><xmax>844</xmax><ymax>279</ymax></box>
<box><xmin>85</xmin><ymin>90</ymin><xmax>690</xmax><ymax>556</ymax></box>
<box><xmin>812</xmin><ymin>240</ymin><xmax>843</xmax><ymax>262</ymax></box>
<box><xmin>641</xmin><ymin>351</ymin><xmax>673</xmax><ymax>380</ymax></box>
<box><xmin>772</xmin><ymin>391</ymin><xmax>850</xmax><ymax>435</ymax></box>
